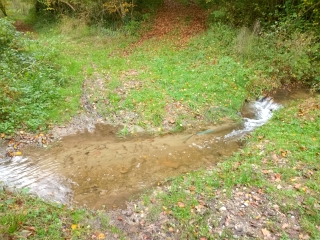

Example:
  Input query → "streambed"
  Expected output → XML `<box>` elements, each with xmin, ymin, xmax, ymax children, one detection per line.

<box><xmin>0</xmin><ymin>89</ymin><xmax>312</xmax><ymax>209</ymax></box>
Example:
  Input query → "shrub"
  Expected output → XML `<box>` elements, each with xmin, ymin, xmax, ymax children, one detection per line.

<box><xmin>0</xmin><ymin>19</ymin><xmax>66</xmax><ymax>133</ymax></box>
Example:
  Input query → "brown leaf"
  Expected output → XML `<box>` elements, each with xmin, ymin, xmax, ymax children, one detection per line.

<box><xmin>117</xmin><ymin>216</ymin><xmax>123</xmax><ymax>221</ymax></box>
<box><xmin>299</xmin><ymin>234</ymin><xmax>310</xmax><ymax>239</ymax></box>
<box><xmin>177</xmin><ymin>202</ymin><xmax>185</xmax><ymax>208</ymax></box>
<box><xmin>24</xmin><ymin>226</ymin><xmax>36</xmax><ymax>232</ymax></box>
<box><xmin>168</xmin><ymin>118</ymin><xmax>175</xmax><ymax>124</ymax></box>
<box><xmin>271</xmin><ymin>154</ymin><xmax>278</xmax><ymax>161</ymax></box>
<box><xmin>252</xmin><ymin>195</ymin><xmax>261</xmax><ymax>201</ymax></box>
<box><xmin>189</xmin><ymin>186</ymin><xmax>196</xmax><ymax>191</ymax></box>
<box><xmin>261</xmin><ymin>228</ymin><xmax>271</xmax><ymax>237</ymax></box>
<box><xmin>294</xmin><ymin>184</ymin><xmax>302</xmax><ymax>189</ymax></box>
<box><xmin>97</xmin><ymin>233</ymin><xmax>106</xmax><ymax>239</ymax></box>
<box><xmin>275</xmin><ymin>173</ymin><xmax>281</xmax><ymax>182</ymax></box>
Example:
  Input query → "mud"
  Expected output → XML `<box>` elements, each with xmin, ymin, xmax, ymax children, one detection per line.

<box><xmin>22</xmin><ymin>123</ymin><xmax>238</xmax><ymax>209</ymax></box>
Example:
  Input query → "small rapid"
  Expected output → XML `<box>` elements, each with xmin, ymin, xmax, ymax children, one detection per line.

<box><xmin>224</xmin><ymin>97</ymin><xmax>281</xmax><ymax>140</ymax></box>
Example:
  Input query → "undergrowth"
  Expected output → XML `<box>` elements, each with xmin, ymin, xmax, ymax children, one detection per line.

<box><xmin>0</xmin><ymin>18</ymin><xmax>71</xmax><ymax>134</ymax></box>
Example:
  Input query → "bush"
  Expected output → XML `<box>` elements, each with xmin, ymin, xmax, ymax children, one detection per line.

<box><xmin>0</xmin><ymin>19</ymin><xmax>66</xmax><ymax>133</ymax></box>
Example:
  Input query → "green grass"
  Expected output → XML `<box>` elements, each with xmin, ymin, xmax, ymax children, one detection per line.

<box><xmin>31</xmin><ymin>18</ymin><xmax>318</xmax><ymax>134</ymax></box>
<box><xmin>1</xmin><ymin>12</ymin><xmax>319</xmax><ymax>135</ymax></box>
<box><xmin>141</xmin><ymin>95</ymin><xmax>320</xmax><ymax>239</ymax></box>
<box><xmin>0</xmin><ymin>188</ymin><xmax>124</xmax><ymax>239</ymax></box>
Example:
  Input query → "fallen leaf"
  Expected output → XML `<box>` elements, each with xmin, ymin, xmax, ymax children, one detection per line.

<box><xmin>71</xmin><ymin>224</ymin><xmax>77</xmax><ymax>230</ymax></box>
<box><xmin>14</xmin><ymin>151</ymin><xmax>22</xmax><ymax>156</ymax></box>
<box><xmin>282</xmin><ymin>223</ymin><xmax>289</xmax><ymax>229</ymax></box>
<box><xmin>177</xmin><ymin>202</ymin><xmax>185</xmax><ymax>208</ymax></box>
<box><xmin>117</xmin><ymin>216</ymin><xmax>123</xmax><ymax>221</ymax></box>
<box><xmin>271</xmin><ymin>154</ymin><xmax>278</xmax><ymax>161</ymax></box>
<box><xmin>97</xmin><ymin>233</ymin><xmax>105</xmax><ymax>239</ymax></box>
<box><xmin>189</xmin><ymin>186</ymin><xmax>196</xmax><ymax>191</ymax></box>
<box><xmin>168</xmin><ymin>118</ymin><xmax>175</xmax><ymax>124</ymax></box>
<box><xmin>252</xmin><ymin>195</ymin><xmax>261</xmax><ymax>201</ymax></box>
<box><xmin>294</xmin><ymin>184</ymin><xmax>302</xmax><ymax>189</ymax></box>
<box><xmin>299</xmin><ymin>234</ymin><xmax>310</xmax><ymax>239</ymax></box>
<box><xmin>1</xmin><ymin>133</ymin><xmax>4</xmax><ymax>138</ymax></box>
<box><xmin>261</xmin><ymin>228</ymin><xmax>271</xmax><ymax>237</ymax></box>
<box><xmin>275</xmin><ymin>173</ymin><xmax>281</xmax><ymax>182</ymax></box>
<box><xmin>281</xmin><ymin>150</ymin><xmax>287</xmax><ymax>157</ymax></box>
<box><xmin>24</xmin><ymin>226</ymin><xmax>36</xmax><ymax>232</ymax></box>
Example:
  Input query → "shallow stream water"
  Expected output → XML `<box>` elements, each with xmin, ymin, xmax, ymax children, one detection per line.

<box><xmin>0</xmin><ymin>89</ymin><xmax>312</xmax><ymax>209</ymax></box>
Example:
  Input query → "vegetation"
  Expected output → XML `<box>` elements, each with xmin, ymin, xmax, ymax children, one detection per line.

<box><xmin>1</xmin><ymin>96</ymin><xmax>319</xmax><ymax>239</ymax></box>
<box><xmin>0</xmin><ymin>0</ymin><xmax>319</xmax><ymax>239</ymax></box>
<box><xmin>139</xmin><ymin>95</ymin><xmax>320</xmax><ymax>239</ymax></box>
<box><xmin>0</xmin><ymin>0</ymin><xmax>319</xmax><ymax>134</ymax></box>
<box><xmin>0</xmin><ymin>188</ymin><xmax>125</xmax><ymax>239</ymax></box>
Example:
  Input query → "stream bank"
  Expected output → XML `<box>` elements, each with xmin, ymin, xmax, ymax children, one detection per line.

<box><xmin>0</xmin><ymin>88</ymin><xmax>313</xmax><ymax>210</ymax></box>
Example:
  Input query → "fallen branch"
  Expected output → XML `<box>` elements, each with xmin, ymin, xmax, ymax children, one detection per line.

<box><xmin>59</xmin><ymin>0</ymin><xmax>75</xmax><ymax>11</ymax></box>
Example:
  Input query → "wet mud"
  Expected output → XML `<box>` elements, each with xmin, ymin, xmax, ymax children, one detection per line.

<box><xmin>19</xmin><ymin>123</ymin><xmax>238</xmax><ymax>209</ymax></box>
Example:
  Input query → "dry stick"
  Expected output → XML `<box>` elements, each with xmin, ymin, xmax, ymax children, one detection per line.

<box><xmin>59</xmin><ymin>0</ymin><xmax>75</xmax><ymax>11</ymax></box>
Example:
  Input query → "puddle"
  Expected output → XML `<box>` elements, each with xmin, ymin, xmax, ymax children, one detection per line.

<box><xmin>0</xmin><ymin>88</ymin><xmax>313</xmax><ymax>209</ymax></box>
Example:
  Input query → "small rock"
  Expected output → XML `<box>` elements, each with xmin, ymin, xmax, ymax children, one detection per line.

<box><xmin>219</xmin><ymin>206</ymin><xmax>227</xmax><ymax>211</ymax></box>
<box><xmin>235</xmin><ymin>225</ymin><xmax>243</xmax><ymax>232</ymax></box>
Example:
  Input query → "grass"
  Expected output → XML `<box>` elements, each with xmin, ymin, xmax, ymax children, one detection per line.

<box><xmin>29</xmin><ymin>18</ymin><xmax>318</xmax><ymax>135</ymax></box>
<box><xmin>140</xmin><ymin>95</ymin><xmax>320</xmax><ymax>239</ymax></box>
<box><xmin>0</xmin><ymin>188</ymin><xmax>124</xmax><ymax>239</ymax></box>
<box><xmin>1</xmin><ymin>11</ymin><xmax>319</xmax><ymax>135</ymax></box>
<box><xmin>1</xmin><ymin>5</ymin><xmax>319</xmax><ymax>239</ymax></box>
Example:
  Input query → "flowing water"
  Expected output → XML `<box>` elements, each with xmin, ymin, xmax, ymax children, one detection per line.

<box><xmin>0</xmin><ymin>89</ymin><xmax>312</xmax><ymax>209</ymax></box>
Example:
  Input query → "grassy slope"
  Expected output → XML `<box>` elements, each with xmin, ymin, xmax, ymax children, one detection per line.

<box><xmin>1</xmin><ymin>4</ymin><xmax>319</xmax><ymax>239</ymax></box>
<box><xmin>35</xmin><ymin>22</ymin><xmax>248</xmax><ymax>132</ymax></box>
<box><xmin>140</xmin><ymin>95</ymin><xmax>320</xmax><ymax>239</ymax></box>
<box><xmin>32</xmin><ymin>18</ymin><xmax>318</xmax><ymax>134</ymax></box>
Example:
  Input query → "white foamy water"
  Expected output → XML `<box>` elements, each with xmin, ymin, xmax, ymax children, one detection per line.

<box><xmin>224</xmin><ymin>97</ymin><xmax>281</xmax><ymax>140</ymax></box>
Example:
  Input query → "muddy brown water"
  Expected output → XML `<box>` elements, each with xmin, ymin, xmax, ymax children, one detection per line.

<box><xmin>0</xmin><ymin>89</ymin><xmax>313</xmax><ymax>210</ymax></box>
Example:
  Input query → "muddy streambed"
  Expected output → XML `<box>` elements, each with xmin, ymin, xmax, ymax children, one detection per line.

<box><xmin>0</xmin><ymin>89</ymin><xmax>312</xmax><ymax>209</ymax></box>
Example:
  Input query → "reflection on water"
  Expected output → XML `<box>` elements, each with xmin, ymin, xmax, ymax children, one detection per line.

<box><xmin>0</xmin><ymin>155</ymin><xmax>72</xmax><ymax>203</ymax></box>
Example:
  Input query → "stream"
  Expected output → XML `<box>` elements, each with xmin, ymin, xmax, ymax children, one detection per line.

<box><xmin>0</xmin><ymin>89</ymin><xmax>312</xmax><ymax>209</ymax></box>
